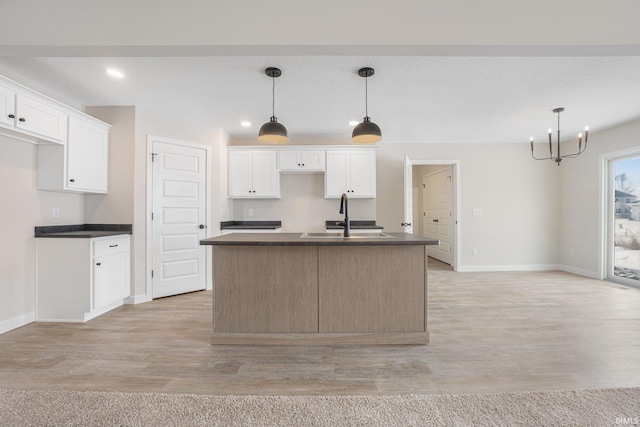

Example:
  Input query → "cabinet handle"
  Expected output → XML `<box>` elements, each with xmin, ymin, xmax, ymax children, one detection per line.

<box><xmin>18</xmin><ymin>117</ymin><xmax>25</xmax><ymax>122</ymax></box>
<box><xmin>96</xmin><ymin>262</ymin><xmax>101</xmax><ymax>266</ymax></box>
<box><xmin>69</xmin><ymin>179</ymin><xmax>75</xmax><ymax>182</ymax></box>
<box><xmin>109</xmin><ymin>244</ymin><xmax>118</xmax><ymax>247</ymax></box>
<box><xmin>8</xmin><ymin>114</ymin><xmax>15</xmax><ymax>119</ymax></box>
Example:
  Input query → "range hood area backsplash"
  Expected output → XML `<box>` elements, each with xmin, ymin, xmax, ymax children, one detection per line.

<box><xmin>231</xmin><ymin>174</ymin><xmax>376</xmax><ymax>233</ymax></box>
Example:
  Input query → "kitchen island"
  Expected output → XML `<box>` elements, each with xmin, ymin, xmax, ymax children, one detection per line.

<box><xmin>200</xmin><ymin>232</ymin><xmax>439</xmax><ymax>345</ymax></box>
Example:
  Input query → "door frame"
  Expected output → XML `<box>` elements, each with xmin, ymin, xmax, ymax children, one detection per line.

<box><xmin>146</xmin><ymin>135</ymin><xmax>212</xmax><ymax>301</ymax></box>
<box><xmin>600</xmin><ymin>146</ymin><xmax>640</xmax><ymax>287</ymax></box>
<box><xmin>404</xmin><ymin>158</ymin><xmax>461</xmax><ymax>271</ymax></box>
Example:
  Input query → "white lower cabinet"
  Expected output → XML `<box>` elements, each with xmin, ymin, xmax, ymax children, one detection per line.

<box><xmin>36</xmin><ymin>235</ymin><xmax>130</xmax><ymax>322</ymax></box>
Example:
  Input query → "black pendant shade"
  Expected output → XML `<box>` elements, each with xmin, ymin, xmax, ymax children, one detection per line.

<box><xmin>352</xmin><ymin>116</ymin><xmax>382</xmax><ymax>143</ymax></box>
<box><xmin>352</xmin><ymin>67</ymin><xmax>382</xmax><ymax>143</ymax></box>
<box><xmin>259</xmin><ymin>116</ymin><xmax>288</xmax><ymax>143</ymax></box>
<box><xmin>258</xmin><ymin>67</ymin><xmax>288</xmax><ymax>143</ymax></box>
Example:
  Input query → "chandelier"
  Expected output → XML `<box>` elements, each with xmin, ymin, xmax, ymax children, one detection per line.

<box><xmin>530</xmin><ymin>108</ymin><xmax>589</xmax><ymax>166</ymax></box>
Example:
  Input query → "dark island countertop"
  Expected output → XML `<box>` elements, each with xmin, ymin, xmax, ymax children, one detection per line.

<box><xmin>35</xmin><ymin>224</ymin><xmax>132</xmax><ymax>238</ymax></box>
<box><xmin>201</xmin><ymin>232</ymin><xmax>439</xmax><ymax>246</ymax></box>
<box><xmin>220</xmin><ymin>220</ymin><xmax>282</xmax><ymax>231</ymax></box>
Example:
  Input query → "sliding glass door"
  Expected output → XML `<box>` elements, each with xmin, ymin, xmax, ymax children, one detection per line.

<box><xmin>609</xmin><ymin>154</ymin><xmax>640</xmax><ymax>286</ymax></box>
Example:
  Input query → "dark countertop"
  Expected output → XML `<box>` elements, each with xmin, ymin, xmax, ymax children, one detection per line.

<box><xmin>201</xmin><ymin>232</ymin><xmax>439</xmax><ymax>246</ymax></box>
<box><xmin>35</xmin><ymin>224</ymin><xmax>132</xmax><ymax>238</ymax></box>
<box><xmin>220</xmin><ymin>221</ymin><xmax>282</xmax><ymax>230</ymax></box>
<box><xmin>325</xmin><ymin>220</ymin><xmax>383</xmax><ymax>230</ymax></box>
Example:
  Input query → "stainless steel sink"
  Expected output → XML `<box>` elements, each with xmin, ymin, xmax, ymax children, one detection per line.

<box><xmin>300</xmin><ymin>232</ymin><xmax>394</xmax><ymax>239</ymax></box>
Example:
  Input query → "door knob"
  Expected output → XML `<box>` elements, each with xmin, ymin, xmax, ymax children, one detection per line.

<box><xmin>199</xmin><ymin>224</ymin><xmax>206</xmax><ymax>229</ymax></box>
<box><xmin>8</xmin><ymin>114</ymin><xmax>15</xmax><ymax>119</ymax></box>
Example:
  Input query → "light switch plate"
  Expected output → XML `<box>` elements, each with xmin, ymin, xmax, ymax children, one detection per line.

<box><xmin>472</xmin><ymin>208</ymin><xmax>482</xmax><ymax>216</ymax></box>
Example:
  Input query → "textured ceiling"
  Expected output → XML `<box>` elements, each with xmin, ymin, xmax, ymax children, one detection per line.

<box><xmin>1</xmin><ymin>55</ymin><xmax>639</xmax><ymax>144</ymax></box>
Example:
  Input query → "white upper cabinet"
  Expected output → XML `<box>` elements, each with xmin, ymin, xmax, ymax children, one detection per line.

<box><xmin>66</xmin><ymin>116</ymin><xmax>109</xmax><ymax>192</ymax></box>
<box><xmin>37</xmin><ymin>116</ymin><xmax>110</xmax><ymax>194</ymax></box>
<box><xmin>279</xmin><ymin>150</ymin><xmax>325</xmax><ymax>172</ymax></box>
<box><xmin>0</xmin><ymin>85</ymin><xmax>15</xmax><ymax>127</ymax></box>
<box><xmin>228</xmin><ymin>150</ymin><xmax>280</xmax><ymax>198</ymax></box>
<box><xmin>325</xmin><ymin>150</ymin><xmax>376</xmax><ymax>198</ymax></box>
<box><xmin>15</xmin><ymin>93</ymin><xmax>68</xmax><ymax>143</ymax></box>
<box><xmin>0</xmin><ymin>80</ymin><xmax>67</xmax><ymax>144</ymax></box>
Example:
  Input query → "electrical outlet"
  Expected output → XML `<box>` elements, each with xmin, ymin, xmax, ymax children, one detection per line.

<box><xmin>248</xmin><ymin>209</ymin><xmax>254</xmax><ymax>217</ymax></box>
<box><xmin>472</xmin><ymin>208</ymin><xmax>482</xmax><ymax>216</ymax></box>
<box><xmin>472</xmin><ymin>248</ymin><xmax>478</xmax><ymax>256</ymax></box>
<box><xmin>52</xmin><ymin>207</ymin><xmax>60</xmax><ymax>218</ymax></box>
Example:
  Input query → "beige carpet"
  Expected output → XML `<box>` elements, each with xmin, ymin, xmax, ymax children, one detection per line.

<box><xmin>1</xmin><ymin>388</ymin><xmax>638</xmax><ymax>426</ymax></box>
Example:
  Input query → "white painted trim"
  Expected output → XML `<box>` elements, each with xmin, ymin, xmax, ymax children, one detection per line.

<box><xmin>456</xmin><ymin>263</ymin><xmax>601</xmax><ymax>279</ymax></box>
<box><xmin>457</xmin><ymin>264</ymin><xmax>561</xmax><ymax>272</ymax></box>
<box><xmin>599</xmin><ymin>146</ymin><xmax>640</xmax><ymax>283</ymax></box>
<box><xmin>558</xmin><ymin>264</ymin><xmax>601</xmax><ymax>279</ymax></box>
<box><xmin>406</xmin><ymin>158</ymin><xmax>461</xmax><ymax>272</ymax></box>
<box><xmin>146</xmin><ymin>135</ymin><xmax>212</xmax><ymax>301</ymax></box>
<box><xmin>0</xmin><ymin>311</ymin><xmax>35</xmax><ymax>334</ymax></box>
<box><xmin>124</xmin><ymin>294</ymin><xmax>149</xmax><ymax>305</ymax></box>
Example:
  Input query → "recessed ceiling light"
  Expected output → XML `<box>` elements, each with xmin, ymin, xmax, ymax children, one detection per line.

<box><xmin>241</xmin><ymin>121</ymin><xmax>252</xmax><ymax>127</ymax></box>
<box><xmin>348</xmin><ymin>120</ymin><xmax>359</xmax><ymax>126</ymax></box>
<box><xmin>106</xmin><ymin>68</ymin><xmax>125</xmax><ymax>79</ymax></box>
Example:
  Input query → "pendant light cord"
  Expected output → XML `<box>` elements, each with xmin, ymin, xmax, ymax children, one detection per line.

<box><xmin>272</xmin><ymin>75</ymin><xmax>276</xmax><ymax>117</ymax></box>
<box><xmin>365</xmin><ymin>75</ymin><xmax>369</xmax><ymax>117</ymax></box>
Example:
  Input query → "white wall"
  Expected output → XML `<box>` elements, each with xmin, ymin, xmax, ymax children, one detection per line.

<box><xmin>377</xmin><ymin>143</ymin><xmax>561</xmax><ymax>270</ymax></box>
<box><xmin>0</xmin><ymin>135</ymin><xmax>84</xmax><ymax>333</ymax></box>
<box><xmin>560</xmin><ymin>118</ymin><xmax>640</xmax><ymax>278</ymax></box>
<box><xmin>84</xmin><ymin>106</ymin><xmax>136</xmax><ymax>225</ymax></box>
<box><xmin>233</xmin><ymin>174</ymin><xmax>376</xmax><ymax>232</ymax></box>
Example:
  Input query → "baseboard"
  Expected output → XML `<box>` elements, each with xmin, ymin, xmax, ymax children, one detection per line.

<box><xmin>456</xmin><ymin>263</ymin><xmax>602</xmax><ymax>280</ymax></box>
<box><xmin>557</xmin><ymin>264</ymin><xmax>601</xmax><ymax>279</ymax></box>
<box><xmin>125</xmin><ymin>294</ymin><xmax>148</xmax><ymax>305</ymax></box>
<box><xmin>0</xmin><ymin>311</ymin><xmax>35</xmax><ymax>335</ymax></box>
<box><xmin>456</xmin><ymin>264</ymin><xmax>561</xmax><ymax>272</ymax></box>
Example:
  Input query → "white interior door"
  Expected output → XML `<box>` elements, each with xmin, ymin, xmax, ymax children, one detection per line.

<box><xmin>403</xmin><ymin>155</ymin><xmax>414</xmax><ymax>233</ymax></box>
<box><xmin>423</xmin><ymin>167</ymin><xmax>453</xmax><ymax>264</ymax></box>
<box><xmin>152</xmin><ymin>140</ymin><xmax>207</xmax><ymax>299</ymax></box>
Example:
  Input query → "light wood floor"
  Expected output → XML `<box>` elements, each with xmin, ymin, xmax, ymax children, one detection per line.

<box><xmin>1</xmin><ymin>259</ymin><xmax>639</xmax><ymax>396</ymax></box>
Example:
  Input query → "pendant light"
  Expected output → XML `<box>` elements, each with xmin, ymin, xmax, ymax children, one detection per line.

<box><xmin>352</xmin><ymin>67</ymin><xmax>382</xmax><ymax>143</ymax></box>
<box><xmin>258</xmin><ymin>67</ymin><xmax>288</xmax><ymax>143</ymax></box>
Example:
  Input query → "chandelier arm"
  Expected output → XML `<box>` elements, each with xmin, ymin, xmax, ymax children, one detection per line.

<box><xmin>531</xmin><ymin>152</ymin><xmax>553</xmax><ymax>161</ymax></box>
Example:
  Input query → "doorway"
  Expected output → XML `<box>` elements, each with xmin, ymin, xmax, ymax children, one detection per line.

<box><xmin>605</xmin><ymin>150</ymin><xmax>640</xmax><ymax>288</ymax></box>
<box><xmin>147</xmin><ymin>136</ymin><xmax>211</xmax><ymax>299</ymax></box>
<box><xmin>403</xmin><ymin>157</ymin><xmax>460</xmax><ymax>271</ymax></box>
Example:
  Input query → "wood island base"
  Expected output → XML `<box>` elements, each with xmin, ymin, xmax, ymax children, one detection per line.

<box><xmin>201</xmin><ymin>233</ymin><xmax>438</xmax><ymax>346</ymax></box>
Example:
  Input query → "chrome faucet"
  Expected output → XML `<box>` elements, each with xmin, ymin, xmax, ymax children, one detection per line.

<box><xmin>338</xmin><ymin>193</ymin><xmax>351</xmax><ymax>237</ymax></box>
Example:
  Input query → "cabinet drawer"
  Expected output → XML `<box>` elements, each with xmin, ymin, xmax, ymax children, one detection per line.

<box><xmin>93</xmin><ymin>235</ymin><xmax>130</xmax><ymax>257</ymax></box>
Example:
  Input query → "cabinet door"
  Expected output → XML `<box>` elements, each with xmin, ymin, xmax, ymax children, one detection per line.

<box><xmin>252</xmin><ymin>150</ymin><xmax>279</xmax><ymax>197</ymax></box>
<box><xmin>228</xmin><ymin>151</ymin><xmax>254</xmax><ymax>197</ymax></box>
<box><xmin>278</xmin><ymin>151</ymin><xmax>301</xmax><ymax>171</ymax></box>
<box><xmin>325</xmin><ymin>151</ymin><xmax>350</xmax><ymax>197</ymax></box>
<box><xmin>300</xmin><ymin>150</ymin><xmax>325</xmax><ymax>171</ymax></box>
<box><xmin>349</xmin><ymin>150</ymin><xmax>376</xmax><ymax>197</ymax></box>
<box><xmin>0</xmin><ymin>85</ymin><xmax>16</xmax><ymax>127</ymax></box>
<box><xmin>67</xmin><ymin>116</ymin><xmax>109</xmax><ymax>193</ymax></box>
<box><xmin>93</xmin><ymin>252</ymin><xmax>129</xmax><ymax>311</ymax></box>
<box><xmin>15</xmin><ymin>94</ymin><xmax>67</xmax><ymax>143</ymax></box>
